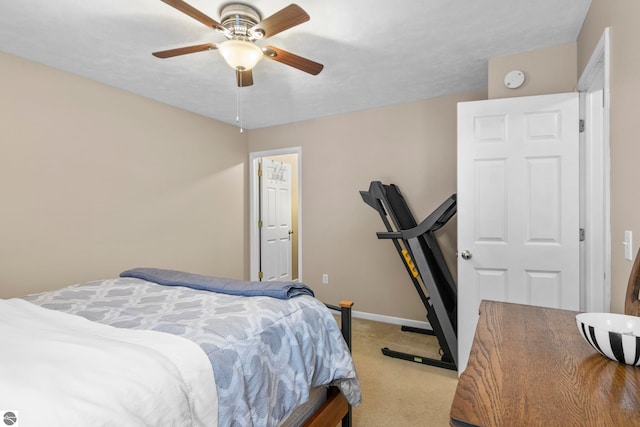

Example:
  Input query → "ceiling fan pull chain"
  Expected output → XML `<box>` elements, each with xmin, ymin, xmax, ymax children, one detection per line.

<box><xmin>236</xmin><ymin>78</ymin><xmax>243</xmax><ymax>133</ymax></box>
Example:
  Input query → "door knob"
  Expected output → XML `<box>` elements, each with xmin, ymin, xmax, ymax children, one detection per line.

<box><xmin>461</xmin><ymin>250</ymin><xmax>472</xmax><ymax>260</ymax></box>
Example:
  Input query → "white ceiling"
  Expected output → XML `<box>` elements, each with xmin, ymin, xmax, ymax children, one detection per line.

<box><xmin>0</xmin><ymin>0</ymin><xmax>591</xmax><ymax>129</ymax></box>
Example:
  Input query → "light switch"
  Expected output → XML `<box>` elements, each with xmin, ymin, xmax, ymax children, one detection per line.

<box><xmin>624</xmin><ymin>230</ymin><xmax>633</xmax><ymax>261</ymax></box>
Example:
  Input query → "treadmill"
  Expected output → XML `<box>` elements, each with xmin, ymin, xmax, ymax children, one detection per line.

<box><xmin>360</xmin><ymin>181</ymin><xmax>457</xmax><ymax>370</ymax></box>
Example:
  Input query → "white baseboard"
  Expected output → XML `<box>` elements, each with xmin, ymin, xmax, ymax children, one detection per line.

<box><xmin>352</xmin><ymin>310</ymin><xmax>432</xmax><ymax>331</ymax></box>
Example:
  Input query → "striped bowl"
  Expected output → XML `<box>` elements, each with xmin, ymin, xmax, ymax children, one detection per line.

<box><xmin>576</xmin><ymin>312</ymin><xmax>640</xmax><ymax>366</ymax></box>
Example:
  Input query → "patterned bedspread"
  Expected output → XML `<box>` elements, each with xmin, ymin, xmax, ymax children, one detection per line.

<box><xmin>24</xmin><ymin>277</ymin><xmax>361</xmax><ymax>427</ymax></box>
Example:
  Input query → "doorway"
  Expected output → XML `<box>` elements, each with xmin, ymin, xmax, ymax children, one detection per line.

<box><xmin>578</xmin><ymin>27</ymin><xmax>611</xmax><ymax>313</ymax></box>
<box><xmin>249</xmin><ymin>147</ymin><xmax>302</xmax><ymax>282</ymax></box>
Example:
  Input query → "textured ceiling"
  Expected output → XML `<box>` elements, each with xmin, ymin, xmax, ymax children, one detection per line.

<box><xmin>0</xmin><ymin>0</ymin><xmax>591</xmax><ymax>129</ymax></box>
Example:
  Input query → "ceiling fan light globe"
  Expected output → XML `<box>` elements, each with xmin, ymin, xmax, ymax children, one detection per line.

<box><xmin>218</xmin><ymin>39</ymin><xmax>263</xmax><ymax>71</ymax></box>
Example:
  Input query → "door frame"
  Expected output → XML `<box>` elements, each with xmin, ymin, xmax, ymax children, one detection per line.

<box><xmin>249</xmin><ymin>147</ymin><xmax>302</xmax><ymax>281</ymax></box>
<box><xmin>578</xmin><ymin>27</ymin><xmax>611</xmax><ymax>312</ymax></box>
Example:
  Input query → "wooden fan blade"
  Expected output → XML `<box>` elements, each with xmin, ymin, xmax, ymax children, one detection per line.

<box><xmin>250</xmin><ymin>4</ymin><xmax>309</xmax><ymax>38</ymax></box>
<box><xmin>160</xmin><ymin>0</ymin><xmax>223</xmax><ymax>30</ymax></box>
<box><xmin>264</xmin><ymin>46</ymin><xmax>323</xmax><ymax>75</ymax></box>
<box><xmin>152</xmin><ymin>43</ymin><xmax>216</xmax><ymax>58</ymax></box>
<box><xmin>236</xmin><ymin>69</ymin><xmax>254</xmax><ymax>87</ymax></box>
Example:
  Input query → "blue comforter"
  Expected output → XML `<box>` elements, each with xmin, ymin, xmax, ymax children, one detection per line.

<box><xmin>24</xmin><ymin>277</ymin><xmax>360</xmax><ymax>427</ymax></box>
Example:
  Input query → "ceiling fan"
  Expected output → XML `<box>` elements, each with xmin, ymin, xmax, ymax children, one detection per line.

<box><xmin>153</xmin><ymin>0</ymin><xmax>324</xmax><ymax>87</ymax></box>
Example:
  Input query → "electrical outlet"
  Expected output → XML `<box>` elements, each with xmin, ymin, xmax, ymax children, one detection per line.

<box><xmin>322</xmin><ymin>273</ymin><xmax>329</xmax><ymax>284</ymax></box>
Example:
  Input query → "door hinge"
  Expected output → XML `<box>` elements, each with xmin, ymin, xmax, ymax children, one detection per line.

<box><xmin>580</xmin><ymin>228</ymin><xmax>585</xmax><ymax>241</ymax></box>
<box><xmin>579</xmin><ymin>119</ymin><xmax>585</xmax><ymax>133</ymax></box>
<box><xmin>258</xmin><ymin>271</ymin><xmax>263</xmax><ymax>280</ymax></box>
<box><xmin>258</xmin><ymin>220</ymin><xmax>263</xmax><ymax>228</ymax></box>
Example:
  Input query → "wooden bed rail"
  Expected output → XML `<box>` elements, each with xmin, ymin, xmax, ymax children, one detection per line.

<box><xmin>325</xmin><ymin>300</ymin><xmax>354</xmax><ymax>351</ymax></box>
<box><xmin>302</xmin><ymin>386</ymin><xmax>349</xmax><ymax>427</ymax></box>
<box><xmin>322</xmin><ymin>300</ymin><xmax>354</xmax><ymax>427</ymax></box>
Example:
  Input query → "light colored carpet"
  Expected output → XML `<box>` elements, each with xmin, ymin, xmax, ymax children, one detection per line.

<box><xmin>348</xmin><ymin>317</ymin><xmax>459</xmax><ymax>427</ymax></box>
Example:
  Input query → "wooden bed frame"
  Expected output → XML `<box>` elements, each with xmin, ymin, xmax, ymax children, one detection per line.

<box><xmin>303</xmin><ymin>300</ymin><xmax>354</xmax><ymax>427</ymax></box>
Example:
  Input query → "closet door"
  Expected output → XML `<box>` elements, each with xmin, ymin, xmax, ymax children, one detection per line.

<box><xmin>260</xmin><ymin>158</ymin><xmax>292</xmax><ymax>281</ymax></box>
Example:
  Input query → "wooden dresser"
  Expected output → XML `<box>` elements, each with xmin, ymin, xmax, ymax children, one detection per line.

<box><xmin>450</xmin><ymin>300</ymin><xmax>640</xmax><ymax>426</ymax></box>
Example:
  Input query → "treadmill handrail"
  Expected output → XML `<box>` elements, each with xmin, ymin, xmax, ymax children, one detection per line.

<box><xmin>400</xmin><ymin>195</ymin><xmax>456</xmax><ymax>240</ymax></box>
<box><xmin>376</xmin><ymin>231</ymin><xmax>403</xmax><ymax>239</ymax></box>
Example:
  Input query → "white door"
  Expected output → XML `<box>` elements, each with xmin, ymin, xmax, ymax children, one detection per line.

<box><xmin>260</xmin><ymin>158</ymin><xmax>292</xmax><ymax>281</ymax></box>
<box><xmin>457</xmin><ymin>92</ymin><xmax>580</xmax><ymax>373</ymax></box>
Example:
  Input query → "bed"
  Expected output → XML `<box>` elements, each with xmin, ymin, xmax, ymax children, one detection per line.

<box><xmin>0</xmin><ymin>268</ymin><xmax>361</xmax><ymax>427</ymax></box>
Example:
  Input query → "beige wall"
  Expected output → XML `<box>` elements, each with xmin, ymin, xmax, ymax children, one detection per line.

<box><xmin>488</xmin><ymin>42</ymin><xmax>578</xmax><ymax>99</ymax></box>
<box><xmin>578</xmin><ymin>0</ymin><xmax>640</xmax><ymax>313</ymax></box>
<box><xmin>6</xmin><ymin>0</ymin><xmax>636</xmax><ymax>320</ymax></box>
<box><xmin>0</xmin><ymin>52</ymin><xmax>249</xmax><ymax>298</ymax></box>
<box><xmin>248</xmin><ymin>89</ymin><xmax>486</xmax><ymax>320</ymax></box>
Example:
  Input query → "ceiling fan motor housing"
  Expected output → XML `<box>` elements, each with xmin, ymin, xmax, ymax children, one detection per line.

<box><xmin>219</xmin><ymin>4</ymin><xmax>263</xmax><ymax>39</ymax></box>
